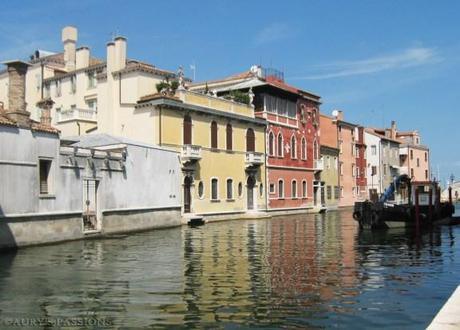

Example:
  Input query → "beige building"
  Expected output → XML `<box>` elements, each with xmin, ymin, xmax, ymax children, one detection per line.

<box><xmin>397</xmin><ymin>130</ymin><xmax>430</xmax><ymax>181</ymax></box>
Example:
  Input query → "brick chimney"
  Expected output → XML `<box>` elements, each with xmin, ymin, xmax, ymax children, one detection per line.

<box><xmin>2</xmin><ymin>60</ymin><xmax>31</xmax><ymax>127</ymax></box>
<box><xmin>62</xmin><ymin>26</ymin><xmax>77</xmax><ymax>71</ymax></box>
<box><xmin>36</xmin><ymin>98</ymin><xmax>55</xmax><ymax>126</ymax></box>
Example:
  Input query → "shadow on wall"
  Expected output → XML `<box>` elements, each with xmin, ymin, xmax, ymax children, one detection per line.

<box><xmin>0</xmin><ymin>204</ymin><xmax>18</xmax><ymax>250</ymax></box>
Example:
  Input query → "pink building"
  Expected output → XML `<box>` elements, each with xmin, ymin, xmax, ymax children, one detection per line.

<box><xmin>397</xmin><ymin>130</ymin><xmax>430</xmax><ymax>181</ymax></box>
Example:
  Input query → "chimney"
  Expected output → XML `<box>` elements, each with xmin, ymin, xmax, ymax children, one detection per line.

<box><xmin>106</xmin><ymin>41</ymin><xmax>115</xmax><ymax>73</ymax></box>
<box><xmin>62</xmin><ymin>26</ymin><xmax>78</xmax><ymax>71</ymax></box>
<box><xmin>2</xmin><ymin>60</ymin><xmax>31</xmax><ymax>126</ymax></box>
<box><xmin>114</xmin><ymin>36</ymin><xmax>127</xmax><ymax>71</ymax></box>
<box><xmin>390</xmin><ymin>120</ymin><xmax>397</xmax><ymax>139</ymax></box>
<box><xmin>76</xmin><ymin>46</ymin><xmax>90</xmax><ymax>69</ymax></box>
<box><xmin>332</xmin><ymin>110</ymin><xmax>343</xmax><ymax>121</ymax></box>
<box><xmin>36</xmin><ymin>98</ymin><xmax>54</xmax><ymax>127</ymax></box>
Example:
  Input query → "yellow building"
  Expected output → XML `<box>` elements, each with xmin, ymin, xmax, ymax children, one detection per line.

<box><xmin>320</xmin><ymin>146</ymin><xmax>340</xmax><ymax>210</ymax></box>
<box><xmin>136</xmin><ymin>89</ymin><xmax>267</xmax><ymax>218</ymax></box>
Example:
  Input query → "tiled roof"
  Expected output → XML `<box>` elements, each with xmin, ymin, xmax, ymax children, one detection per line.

<box><xmin>365</xmin><ymin>128</ymin><xmax>400</xmax><ymax>143</ymax></box>
<box><xmin>0</xmin><ymin>111</ymin><xmax>59</xmax><ymax>134</ymax></box>
<box><xmin>0</xmin><ymin>113</ymin><xmax>16</xmax><ymax>126</ymax></box>
<box><xmin>138</xmin><ymin>93</ymin><xmax>181</xmax><ymax>103</ymax></box>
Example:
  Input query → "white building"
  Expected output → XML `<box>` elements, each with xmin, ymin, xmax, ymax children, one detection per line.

<box><xmin>0</xmin><ymin>60</ymin><xmax>182</xmax><ymax>250</ymax></box>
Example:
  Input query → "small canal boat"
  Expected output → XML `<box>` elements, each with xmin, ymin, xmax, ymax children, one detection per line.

<box><xmin>353</xmin><ymin>175</ymin><xmax>454</xmax><ymax>229</ymax></box>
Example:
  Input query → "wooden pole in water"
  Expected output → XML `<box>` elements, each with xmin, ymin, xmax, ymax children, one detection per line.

<box><xmin>429</xmin><ymin>188</ymin><xmax>433</xmax><ymax>221</ymax></box>
<box><xmin>415</xmin><ymin>187</ymin><xmax>420</xmax><ymax>230</ymax></box>
<box><xmin>449</xmin><ymin>186</ymin><xmax>453</xmax><ymax>206</ymax></box>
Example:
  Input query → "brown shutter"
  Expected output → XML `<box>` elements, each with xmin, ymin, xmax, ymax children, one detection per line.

<box><xmin>211</xmin><ymin>121</ymin><xmax>218</xmax><ymax>149</ymax></box>
<box><xmin>246</xmin><ymin>128</ymin><xmax>255</xmax><ymax>152</ymax></box>
<box><xmin>183</xmin><ymin>115</ymin><xmax>192</xmax><ymax>145</ymax></box>
<box><xmin>226</xmin><ymin>124</ymin><xmax>232</xmax><ymax>151</ymax></box>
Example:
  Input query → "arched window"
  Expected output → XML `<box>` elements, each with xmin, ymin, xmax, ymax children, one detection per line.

<box><xmin>183</xmin><ymin>115</ymin><xmax>192</xmax><ymax>145</ymax></box>
<box><xmin>246</xmin><ymin>128</ymin><xmax>255</xmax><ymax>152</ymax></box>
<box><xmin>278</xmin><ymin>180</ymin><xmax>284</xmax><ymax>198</ymax></box>
<box><xmin>313</xmin><ymin>139</ymin><xmax>319</xmax><ymax>159</ymax></box>
<box><xmin>302</xmin><ymin>180</ymin><xmax>307</xmax><ymax>198</ymax></box>
<box><xmin>226</xmin><ymin>178</ymin><xmax>233</xmax><ymax>199</ymax></box>
<box><xmin>211</xmin><ymin>121</ymin><xmax>218</xmax><ymax>149</ymax></box>
<box><xmin>277</xmin><ymin>133</ymin><xmax>283</xmax><ymax>157</ymax></box>
<box><xmin>291</xmin><ymin>135</ymin><xmax>296</xmax><ymax>159</ymax></box>
<box><xmin>292</xmin><ymin>180</ymin><xmax>297</xmax><ymax>198</ymax></box>
<box><xmin>301</xmin><ymin>137</ymin><xmax>306</xmax><ymax>160</ymax></box>
<box><xmin>211</xmin><ymin>178</ymin><xmax>218</xmax><ymax>200</ymax></box>
<box><xmin>268</xmin><ymin>131</ymin><xmax>275</xmax><ymax>156</ymax></box>
<box><xmin>226</xmin><ymin>123</ymin><xmax>232</xmax><ymax>151</ymax></box>
<box><xmin>198</xmin><ymin>181</ymin><xmax>204</xmax><ymax>199</ymax></box>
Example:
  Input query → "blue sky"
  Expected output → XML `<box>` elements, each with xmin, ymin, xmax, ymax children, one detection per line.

<box><xmin>1</xmin><ymin>0</ymin><xmax>459</xmax><ymax>185</ymax></box>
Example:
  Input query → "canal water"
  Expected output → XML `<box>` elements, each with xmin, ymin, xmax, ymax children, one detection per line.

<box><xmin>0</xmin><ymin>207</ymin><xmax>459</xmax><ymax>329</ymax></box>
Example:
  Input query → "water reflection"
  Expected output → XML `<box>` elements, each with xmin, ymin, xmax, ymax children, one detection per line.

<box><xmin>0</xmin><ymin>211</ymin><xmax>459</xmax><ymax>329</ymax></box>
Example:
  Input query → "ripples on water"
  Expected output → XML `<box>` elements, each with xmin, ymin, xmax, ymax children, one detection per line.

<box><xmin>0</xmin><ymin>206</ymin><xmax>459</xmax><ymax>329</ymax></box>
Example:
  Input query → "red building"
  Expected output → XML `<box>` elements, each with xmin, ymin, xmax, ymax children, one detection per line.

<box><xmin>355</xmin><ymin>126</ymin><xmax>367</xmax><ymax>200</ymax></box>
<box><xmin>190</xmin><ymin>66</ymin><xmax>322</xmax><ymax>212</ymax></box>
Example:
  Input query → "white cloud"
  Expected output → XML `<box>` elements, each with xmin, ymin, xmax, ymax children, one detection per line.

<box><xmin>254</xmin><ymin>23</ymin><xmax>291</xmax><ymax>45</ymax></box>
<box><xmin>290</xmin><ymin>47</ymin><xmax>441</xmax><ymax>80</ymax></box>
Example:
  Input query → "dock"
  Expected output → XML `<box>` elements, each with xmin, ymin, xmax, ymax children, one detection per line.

<box><xmin>428</xmin><ymin>285</ymin><xmax>460</xmax><ymax>329</ymax></box>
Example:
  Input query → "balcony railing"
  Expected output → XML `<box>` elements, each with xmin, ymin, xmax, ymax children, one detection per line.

<box><xmin>181</xmin><ymin>144</ymin><xmax>202</xmax><ymax>161</ymax></box>
<box><xmin>245</xmin><ymin>152</ymin><xmax>264</xmax><ymax>166</ymax></box>
<box><xmin>57</xmin><ymin>108</ymin><xmax>97</xmax><ymax>122</ymax></box>
<box><xmin>314</xmin><ymin>159</ymin><xmax>324</xmax><ymax>171</ymax></box>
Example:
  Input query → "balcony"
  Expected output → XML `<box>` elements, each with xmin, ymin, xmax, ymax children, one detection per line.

<box><xmin>314</xmin><ymin>159</ymin><xmax>324</xmax><ymax>171</ymax></box>
<box><xmin>245</xmin><ymin>152</ymin><xmax>264</xmax><ymax>166</ymax></box>
<box><xmin>181</xmin><ymin>145</ymin><xmax>202</xmax><ymax>161</ymax></box>
<box><xmin>57</xmin><ymin>108</ymin><xmax>97</xmax><ymax>123</ymax></box>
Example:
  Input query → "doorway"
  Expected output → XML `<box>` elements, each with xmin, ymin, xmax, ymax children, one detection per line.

<box><xmin>184</xmin><ymin>176</ymin><xmax>192</xmax><ymax>213</ymax></box>
<box><xmin>247</xmin><ymin>176</ymin><xmax>255</xmax><ymax>210</ymax></box>
<box><xmin>83</xmin><ymin>179</ymin><xmax>98</xmax><ymax>232</ymax></box>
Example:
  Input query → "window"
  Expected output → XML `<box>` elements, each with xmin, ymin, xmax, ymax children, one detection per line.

<box><xmin>259</xmin><ymin>183</ymin><xmax>263</xmax><ymax>197</ymax></box>
<box><xmin>35</xmin><ymin>73</ymin><xmax>41</xmax><ymax>91</ymax></box>
<box><xmin>352</xmin><ymin>164</ymin><xmax>356</xmax><ymax>177</ymax></box>
<box><xmin>356</xmin><ymin>166</ymin><xmax>360</xmax><ymax>178</ymax></box>
<box><xmin>327</xmin><ymin>186</ymin><xmax>332</xmax><ymax>199</ymax></box>
<box><xmin>86</xmin><ymin>99</ymin><xmax>97</xmax><ymax>112</ymax></box>
<box><xmin>277</xmin><ymin>133</ymin><xmax>283</xmax><ymax>156</ymax></box>
<box><xmin>340</xmin><ymin>186</ymin><xmax>344</xmax><ymax>198</ymax></box>
<box><xmin>39</xmin><ymin>159</ymin><xmax>52</xmax><ymax>195</ymax></box>
<box><xmin>425</xmin><ymin>170</ymin><xmax>428</xmax><ymax>179</ymax></box>
<box><xmin>425</xmin><ymin>152</ymin><xmax>428</xmax><ymax>162</ymax></box>
<box><xmin>410</xmin><ymin>150</ymin><xmax>413</xmax><ymax>160</ymax></box>
<box><xmin>334</xmin><ymin>157</ymin><xmax>338</xmax><ymax>169</ymax></box>
<box><xmin>211</xmin><ymin>121</ymin><xmax>218</xmax><ymax>149</ymax></box>
<box><xmin>211</xmin><ymin>178</ymin><xmax>219</xmax><ymax>200</ymax></box>
<box><xmin>278</xmin><ymin>180</ymin><xmax>284</xmax><ymax>198</ymax></box>
<box><xmin>269</xmin><ymin>183</ymin><xmax>275</xmax><ymax>194</ymax></box>
<box><xmin>383</xmin><ymin>165</ymin><xmax>387</xmax><ymax>176</ymax></box>
<box><xmin>183</xmin><ymin>115</ymin><xmax>192</xmax><ymax>144</ymax></box>
<box><xmin>268</xmin><ymin>132</ymin><xmax>275</xmax><ymax>156</ymax></box>
<box><xmin>226</xmin><ymin>123</ymin><xmax>232</xmax><ymax>151</ymax></box>
<box><xmin>334</xmin><ymin>186</ymin><xmax>340</xmax><ymax>199</ymax></box>
<box><xmin>226</xmin><ymin>179</ymin><xmax>233</xmax><ymax>199</ymax></box>
<box><xmin>301</xmin><ymin>138</ymin><xmax>306</xmax><ymax>160</ymax></box>
<box><xmin>291</xmin><ymin>135</ymin><xmax>296</xmax><ymax>159</ymax></box>
<box><xmin>292</xmin><ymin>180</ymin><xmax>297</xmax><ymax>198</ymax></box>
<box><xmin>371</xmin><ymin>145</ymin><xmax>376</xmax><ymax>155</ymax></box>
<box><xmin>55</xmin><ymin>80</ymin><xmax>61</xmax><ymax>97</ymax></box>
<box><xmin>417</xmin><ymin>158</ymin><xmax>420</xmax><ymax>167</ymax></box>
<box><xmin>351</xmin><ymin>142</ymin><xmax>355</xmax><ymax>156</ymax></box>
<box><xmin>302</xmin><ymin>180</ymin><xmax>307</xmax><ymax>198</ymax></box>
<box><xmin>70</xmin><ymin>75</ymin><xmax>76</xmax><ymax>94</ymax></box>
<box><xmin>87</xmin><ymin>71</ymin><xmax>97</xmax><ymax>89</ymax></box>
<box><xmin>313</xmin><ymin>139</ymin><xmax>318</xmax><ymax>159</ymax></box>
<box><xmin>238</xmin><ymin>182</ymin><xmax>243</xmax><ymax>197</ymax></box>
<box><xmin>339</xmin><ymin>140</ymin><xmax>343</xmax><ymax>154</ymax></box>
<box><xmin>198</xmin><ymin>181</ymin><xmax>204</xmax><ymax>199</ymax></box>
<box><xmin>246</xmin><ymin>128</ymin><xmax>255</xmax><ymax>152</ymax></box>
<box><xmin>44</xmin><ymin>83</ymin><xmax>50</xmax><ymax>98</ymax></box>
<box><xmin>411</xmin><ymin>168</ymin><xmax>414</xmax><ymax>177</ymax></box>
<box><xmin>326</xmin><ymin>156</ymin><xmax>330</xmax><ymax>169</ymax></box>
<box><xmin>263</xmin><ymin>94</ymin><xmax>297</xmax><ymax>118</ymax></box>
<box><xmin>371</xmin><ymin>166</ymin><xmax>377</xmax><ymax>176</ymax></box>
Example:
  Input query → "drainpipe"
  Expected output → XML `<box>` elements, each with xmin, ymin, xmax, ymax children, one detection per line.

<box><xmin>77</xmin><ymin>122</ymin><xmax>81</xmax><ymax>136</ymax></box>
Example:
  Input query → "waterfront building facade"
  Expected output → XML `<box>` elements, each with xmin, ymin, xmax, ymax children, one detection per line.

<box><xmin>0</xmin><ymin>61</ymin><xmax>182</xmax><ymax>249</ymax></box>
<box><xmin>355</xmin><ymin>126</ymin><xmax>367</xmax><ymax>200</ymax></box>
<box><xmin>320</xmin><ymin>145</ymin><xmax>340</xmax><ymax>210</ymax></box>
<box><xmin>189</xmin><ymin>66</ymin><xmax>323</xmax><ymax>213</ymax></box>
<box><xmin>365</xmin><ymin>126</ymin><xmax>401</xmax><ymax>199</ymax></box>
<box><xmin>397</xmin><ymin>130</ymin><xmax>430</xmax><ymax>181</ymax></box>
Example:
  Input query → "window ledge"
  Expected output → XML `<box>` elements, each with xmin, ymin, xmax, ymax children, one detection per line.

<box><xmin>39</xmin><ymin>194</ymin><xmax>56</xmax><ymax>199</ymax></box>
<box><xmin>226</xmin><ymin>198</ymin><xmax>235</xmax><ymax>202</ymax></box>
<box><xmin>210</xmin><ymin>199</ymin><xmax>221</xmax><ymax>203</ymax></box>
<box><xmin>278</xmin><ymin>197</ymin><xmax>285</xmax><ymax>200</ymax></box>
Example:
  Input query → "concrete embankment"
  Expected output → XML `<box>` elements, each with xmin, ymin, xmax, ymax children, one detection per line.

<box><xmin>428</xmin><ymin>285</ymin><xmax>460</xmax><ymax>329</ymax></box>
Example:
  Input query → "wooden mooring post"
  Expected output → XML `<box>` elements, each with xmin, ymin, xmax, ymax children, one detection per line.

<box><xmin>429</xmin><ymin>188</ymin><xmax>433</xmax><ymax>221</ymax></box>
<box><xmin>415</xmin><ymin>187</ymin><xmax>420</xmax><ymax>231</ymax></box>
